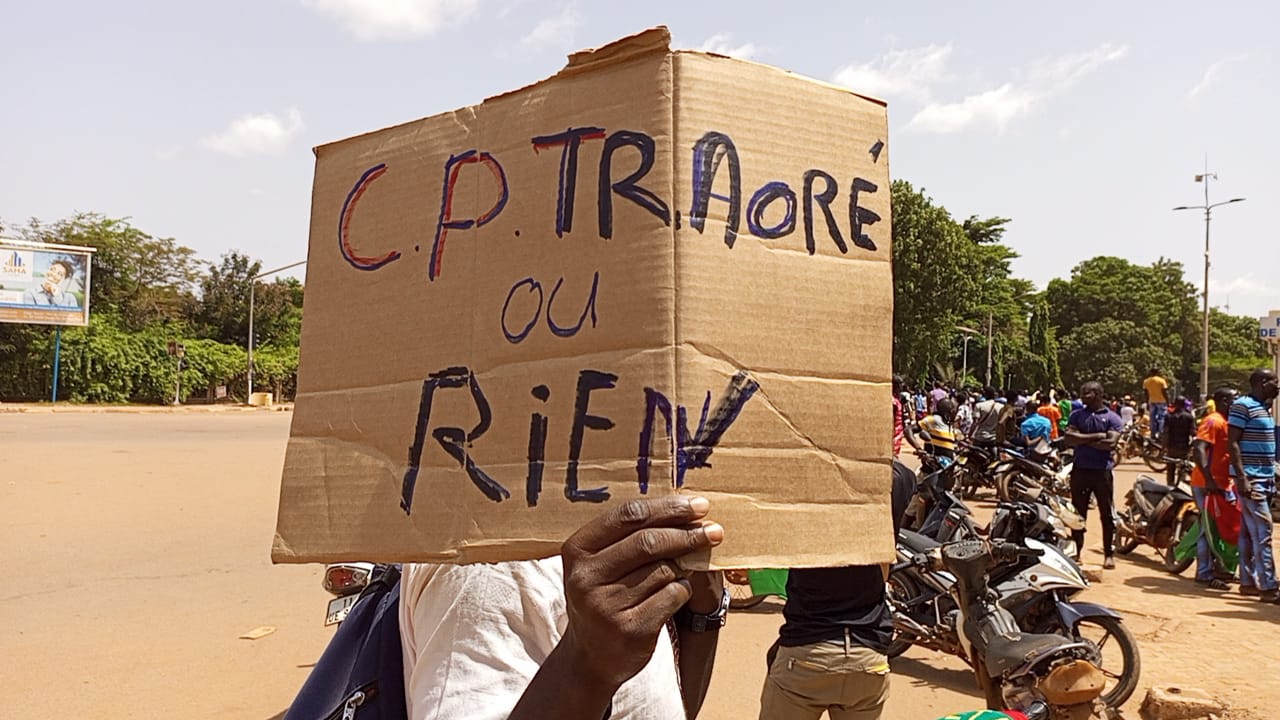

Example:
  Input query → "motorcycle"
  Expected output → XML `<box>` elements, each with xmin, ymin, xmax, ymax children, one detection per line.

<box><xmin>933</xmin><ymin>539</ymin><xmax>1118</xmax><ymax>718</ymax></box>
<box><xmin>954</xmin><ymin>441</ymin><xmax>1003</xmax><ymax>499</ymax></box>
<box><xmin>905</xmin><ymin>457</ymin><xmax>982</xmax><ymax>544</ymax></box>
<box><xmin>1113</xmin><ymin>423</ymin><xmax>1166</xmax><ymax>472</ymax></box>
<box><xmin>994</xmin><ymin>442</ymin><xmax>1072</xmax><ymax>503</ymax></box>
<box><xmin>321</xmin><ymin>562</ymin><xmax>379</xmax><ymax>625</ymax></box>
<box><xmin>888</xmin><ymin>511</ymin><xmax>1139</xmax><ymax>708</ymax></box>
<box><xmin>1113</xmin><ymin>462</ymin><xmax>1199</xmax><ymax>574</ymax></box>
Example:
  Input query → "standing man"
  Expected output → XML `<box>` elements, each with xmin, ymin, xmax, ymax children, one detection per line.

<box><xmin>1065</xmin><ymin>381</ymin><xmax>1124</xmax><ymax>569</ymax></box>
<box><xmin>1228</xmin><ymin>369</ymin><xmax>1279</xmax><ymax>603</ymax></box>
<box><xmin>1057</xmin><ymin>389</ymin><xmax>1073</xmax><ymax>437</ymax></box>
<box><xmin>1162</xmin><ymin>397</ymin><xmax>1195</xmax><ymax>485</ymax></box>
<box><xmin>1037</xmin><ymin>394</ymin><xmax>1062</xmax><ymax>441</ymax></box>
<box><xmin>1144</xmin><ymin>368</ymin><xmax>1170</xmax><ymax>439</ymax></box>
<box><xmin>1021</xmin><ymin>398</ymin><xmax>1054</xmax><ymax>444</ymax></box>
<box><xmin>1191</xmin><ymin>387</ymin><xmax>1237</xmax><ymax>591</ymax></box>
<box><xmin>758</xmin><ymin>461</ymin><xmax>915</xmax><ymax>720</ymax></box>
<box><xmin>972</xmin><ymin>386</ymin><xmax>1012</xmax><ymax>448</ymax></box>
<box><xmin>928</xmin><ymin>381</ymin><xmax>948</xmax><ymax>415</ymax></box>
<box><xmin>892</xmin><ymin>375</ymin><xmax>908</xmax><ymax>458</ymax></box>
<box><xmin>918</xmin><ymin>398</ymin><xmax>959</xmax><ymax>462</ymax></box>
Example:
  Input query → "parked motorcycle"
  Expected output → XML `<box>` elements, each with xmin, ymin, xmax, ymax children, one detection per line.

<box><xmin>321</xmin><ymin>562</ymin><xmax>379</xmax><ymax>625</ymax></box>
<box><xmin>1113</xmin><ymin>423</ymin><xmax>1166</xmax><ymax>472</ymax></box>
<box><xmin>1113</xmin><ymin>463</ymin><xmax>1198</xmax><ymax>574</ymax></box>
<box><xmin>904</xmin><ymin>458</ymin><xmax>981</xmax><ymax>544</ymax></box>
<box><xmin>954</xmin><ymin>441</ymin><xmax>1003</xmax><ymax>499</ymax></box>
<box><xmin>934</xmin><ymin>539</ymin><xmax>1118</xmax><ymax>718</ymax></box>
<box><xmin>994</xmin><ymin>443</ymin><xmax>1072</xmax><ymax>503</ymax></box>
<box><xmin>888</xmin><ymin>516</ymin><xmax>1139</xmax><ymax>707</ymax></box>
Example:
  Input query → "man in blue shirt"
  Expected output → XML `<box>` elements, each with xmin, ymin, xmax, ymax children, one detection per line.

<box><xmin>1228</xmin><ymin>368</ymin><xmax>1279</xmax><ymax>602</ymax></box>
<box><xmin>1065</xmin><ymin>381</ymin><xmax>1124</xmax><ymax>569</ymax></box>
<box><xmin>1020</xmin><ymin>398</ymin><xmax>1053</xmax><ymax>444</ymax></box>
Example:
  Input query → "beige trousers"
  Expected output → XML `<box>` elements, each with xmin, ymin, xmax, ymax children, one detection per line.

<box><xmin>758</xmin><ymin>632</ymin><xmax>891</xmax><ymax>720</ymax></box>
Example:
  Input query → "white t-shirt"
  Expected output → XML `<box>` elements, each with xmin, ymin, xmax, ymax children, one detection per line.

<box><xmin>398</xmin><ymin>558</ymin><xmax>686</xmax><ymax>720</ymax></box>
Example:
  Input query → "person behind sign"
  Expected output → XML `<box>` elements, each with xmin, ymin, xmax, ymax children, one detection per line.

<box><xmin>1143</xmin><ymin>369</ymin><xmax>1169</xmax><ymax>439</ymax></box>
<box><xmin>1228</xmin><ymin>368</ymin><xmax>1279</xmax><ymax>603</ymax></box>
<box><xmin>757</xmin><ymin>460</ymin><xmax>915</xmax><ymax>720</ymax></box>
<box><xmin>22</xmin><ymin>259</ymin><xmax>79</xmax><ymax>308</ymax></box>
<box><xmin>398</xmin><ymin>496</ymin><xmax>727</xmax><ymax>719</ymax></box>
<box><xmin>1161</xmin><ymin>396</ymin><xmax>1195</xmax><ymax>486</ymax></box>
<box><xmin>1064</xmin><ymin>381</ymin><xmax>1123</xmax><ymax>569</ymax></box>
<box><xmin>1191</xmin><ymin>386</ymin><xmax>1237</xmax><ymax>591</ymax></box>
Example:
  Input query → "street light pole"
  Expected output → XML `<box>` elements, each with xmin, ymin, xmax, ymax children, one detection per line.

<box><xmin>1173</xmin><ymin>159</ymin><xmax>1245</xmax><ymax>400</ymax></box>
<box><xmin>956</xmin><ymin>325</ymin><xmax>980</xmax><ymax>388</ymax></box>
<box><xmin>247</xmin><ymin>259</ymin><xmax>307</xmax><ymax>403</ymax></box>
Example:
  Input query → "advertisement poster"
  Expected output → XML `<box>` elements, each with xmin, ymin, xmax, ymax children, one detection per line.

<box><xmin>0</xmin><ymin>242</ymin><xmax>95</xmax><ymax>326</ymax></box>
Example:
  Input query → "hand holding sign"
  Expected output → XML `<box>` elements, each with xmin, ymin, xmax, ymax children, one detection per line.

<box><xmin>558</xmin><ymin>495</ymin><xmax>721</xmax><ymax>689</ymax></box>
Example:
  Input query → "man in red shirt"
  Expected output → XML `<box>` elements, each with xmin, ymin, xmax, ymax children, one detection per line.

<box><xmin>1191</xmin><ymin>387</ymin><xmax>1237</xmax><ymax>590</ymax></box>
<box><xmin>892</xmin><ymin>375</ymin><xmax>907</xmax><ymax>457</ymax></box>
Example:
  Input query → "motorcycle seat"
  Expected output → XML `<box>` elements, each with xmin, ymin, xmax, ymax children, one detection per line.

<box><xmin>899</xmin><ymin>529</ymin><xmax>941</xmax><ymax>555</ymax></box>
<box><xmin>984</xmin><ymin>631</ymin><xmax>1075</xmax><ymax>677</ymax></box>
<box><xmin>1136</xmin><ymin>478</ymin><xmax>1175</xmax><ymax>496</ymax></box>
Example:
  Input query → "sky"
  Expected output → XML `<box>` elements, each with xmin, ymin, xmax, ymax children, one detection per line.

<box><xmin>2</xmin><ymin>1</ymin><xmax>1276</xmax><ymax>319</ymax></box>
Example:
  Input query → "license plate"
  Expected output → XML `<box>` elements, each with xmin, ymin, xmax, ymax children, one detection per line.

<box><xmin>325</xmin><ymin>594</ymin><xmax>359</xmax><ymax>626</ymax></box>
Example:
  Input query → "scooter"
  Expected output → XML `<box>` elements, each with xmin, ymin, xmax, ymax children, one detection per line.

<box><xmin>932</xmin><ymin>539</ymin><xmax>1116</xmax><ymax>719</ymax></box>
<box><xmin>889</xmin><ymin>512</ymin><xmax>1139</xmax><ymax>708</ymax></box>
<box><xmin>904</xmin><ymin>459</ymin><xmax>981</xmax><ymax>544</ymax></box>
<box><xmin>1113</xmin><ymin>461</ymin><xmax>1199</xmax><ymax>574</ymax></box>
<box><xmin>321</xmin><ymin>562</ymin><xmax>380</xmax><ymax>625</ymax></box>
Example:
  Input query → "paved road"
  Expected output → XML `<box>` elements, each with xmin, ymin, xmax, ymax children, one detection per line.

<box><xmin>2</xmin><ymin>412</ymin><xmax>1274</xmax><ymax>719</ymax></box>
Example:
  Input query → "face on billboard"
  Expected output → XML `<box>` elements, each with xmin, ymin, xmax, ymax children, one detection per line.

<box><xmin>0</xmin><ymin>244</ymin><xmax>94</xmax><ymax>326</ymax></box>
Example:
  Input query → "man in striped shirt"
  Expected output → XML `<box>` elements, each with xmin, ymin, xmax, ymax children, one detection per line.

<box><xmin>1228</xmin><ymin>368</ymin><xmax>1279</xmax><ymax>602</ymax></box>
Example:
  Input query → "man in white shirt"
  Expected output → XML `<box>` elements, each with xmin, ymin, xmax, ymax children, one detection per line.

<box><xmin>399</xmin><ymin>495</ymin><xmax>726</xmax><ymax>720</ymax></box>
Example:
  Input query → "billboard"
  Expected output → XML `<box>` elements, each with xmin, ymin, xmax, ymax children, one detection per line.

<box><xmin>0</xmin><ymin>241</ymin><xmax>96</xmax><ymax>327</ymax></box>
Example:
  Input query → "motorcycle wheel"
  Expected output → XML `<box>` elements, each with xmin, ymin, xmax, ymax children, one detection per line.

<box><xmin>1070</xmin><ymin>616</ymin><xmax>1142</xmax><ymax>709</ymax></box>
<box><xmin>1114</xmin><ymin>508</ymin><xmax>1142</xmax><ymax>555</ymax></box>
<box><xmin>885</xmin><ymin>572</ymin><xmax>922</xmax><ymax>659</ymax></box>
<box><xmin>1162</xmin><ymin>513</ymin><xmax>1197</xmax><ymax>575</ymax></box>
<box><xmin>957</xmin><ymin>466</ymin><xmax>981</xmax><ymax>499</ymax></box>
<box><xmin>1141</xmin><ymin>442</ymin><xmax>1168</xmax><ymax>473</ymax></box>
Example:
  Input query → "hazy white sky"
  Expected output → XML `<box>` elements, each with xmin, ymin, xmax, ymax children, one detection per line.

<box><xmin>2</xmin><ymin>1</ymin><xmax>1276</xmax><ymax>318</ymax></box>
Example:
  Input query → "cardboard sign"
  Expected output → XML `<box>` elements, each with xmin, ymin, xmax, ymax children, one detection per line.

<box><xmin>273</xmin><ymin>27</ymin><xmax>895</xmax><ymax>569</ymax></box>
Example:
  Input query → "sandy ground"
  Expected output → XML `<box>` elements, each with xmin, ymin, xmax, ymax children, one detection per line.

<box><xmin>2</xmin><ymin>411</ymin><xmax>1276</xmax><ymax>719</ymax></box>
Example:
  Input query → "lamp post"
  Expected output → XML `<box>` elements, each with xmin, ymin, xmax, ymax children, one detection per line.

<box><xmin>1173</xmin><ymin>161</ymin><xmax>1245</xmax><ymax>400</ymax></box>
<box><xmin>956</xmin><ymin>325</ymin><xmax>980</xmax><ymax>387</ymax></box>
<box><xmin>247</xmin><ymin>259</ymin><xmax>306</xmax><ymax>403</ymax></box>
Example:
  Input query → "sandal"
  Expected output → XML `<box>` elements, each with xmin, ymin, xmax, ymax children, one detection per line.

<box><xmin>1195</xmin><ymin>578</ymin><xmax>1230</xmax><ymax>591</ymax></box>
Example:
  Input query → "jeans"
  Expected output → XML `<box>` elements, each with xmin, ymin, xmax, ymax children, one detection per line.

<box><xmin>1071</xmin><ymin>467</ymin><xmax>1116</xmax><ymax>556</ymax></box>
<box><xmin>1191</xmin><ymin>487</ymin><xmax>1215</xmax><ymax>582</ymax></box>
<box><xmin>1149</xmin><ymin>402</ymin><xmax>1168</xmax><ymax>437</ymax></box>
<box><xmin>1238</xmin><ymin>490</ymin><xmax>1277</xmax><ymax>592</ymax></box>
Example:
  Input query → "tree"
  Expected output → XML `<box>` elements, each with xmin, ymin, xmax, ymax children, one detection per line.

<box><xmin>1046</xmin><ymin>256</ymin><xmax>1198</xmax><ymax>396</ymax></box>
<box><xmin>890</xmin><ymin>181</ymin><xmax>982</xmax><ymax>381</ymax></box>
<box><xmin>193</xmin><ymin>251</ymin><xmax>303</xmax><ymax>349</ymax></box>
<box><xmin>891</xmin><ymin>182</ymin><xmax>1032</xmax><ymax>389</ymax></box>
<box><xmin>1026</xmin><ymin>294</ymin><xmax>1062</xmax><ymax>391</ymax></box>
<box><xmin>9</xmin><ymin>213</ymin><xmax>202</xmax><ymax>330</ymax></box>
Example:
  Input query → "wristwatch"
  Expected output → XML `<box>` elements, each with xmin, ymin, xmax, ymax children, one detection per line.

<box><xmin>676</xmin><ymin>588</ymin><xmax>730</xmax><ymax>632</ymax></box>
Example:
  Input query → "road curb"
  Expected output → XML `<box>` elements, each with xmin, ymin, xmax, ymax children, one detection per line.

<box><xmin>0</xmin><ymin>404</ymin><xmax>293</xmax><ymax>414</ymax></box>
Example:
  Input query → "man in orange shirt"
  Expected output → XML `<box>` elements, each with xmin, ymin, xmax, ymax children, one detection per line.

<box><xmin>1190</xmin><ymin>386</ymin><xmax>1238</xmax><ymax>590</ymax></box>
<box><xmin>1038</xmin><ymin>396</ymin><xmax>1062</xmax><ymax>440</ymax></box>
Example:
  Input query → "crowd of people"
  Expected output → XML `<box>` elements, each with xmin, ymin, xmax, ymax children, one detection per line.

<box><xmin>892</xmin><ymin>369</ymin><xmax>1279</xmax><ymax>597</ymax></box>
<box><xmin>306</xmin><ymin>371</ymin><xmax>1276</xmax><ymax>720</ymax></box>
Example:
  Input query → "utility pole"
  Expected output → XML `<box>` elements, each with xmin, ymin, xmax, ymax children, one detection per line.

<box><xmin>1173</xmin><ymin>156</ymin><xmax>1245</xmax><ymax>400</ymax></box>
<box><xmin>985</xmin><ymin>312</ymin><xmax>993</xmax><ymax>386</ymax></box>
<box><xmin>247</xmin><ymin>259</ymin><xmax>307</xmax><ymax>403</ymax></box>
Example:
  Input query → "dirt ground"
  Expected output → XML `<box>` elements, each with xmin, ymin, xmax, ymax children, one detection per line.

<box><xmin>2</xmin><ymin>410</ymin><xmax>1276</xmax><ymax>719</ymax></box>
